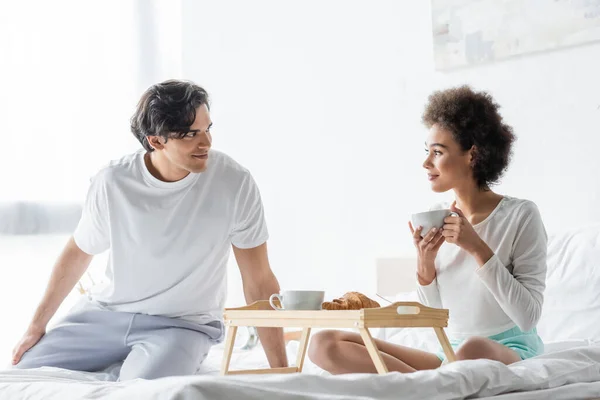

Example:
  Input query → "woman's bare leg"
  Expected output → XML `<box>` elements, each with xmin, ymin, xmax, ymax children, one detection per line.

<box><xmin>308</xmin><ymin>330</ymin><xmax>442</xmax><ymax>374</ymax></box>
<box><xmin>455</xmin><ymin>337</ymin><xmax>521</xmax><ymax>364</ymax></box>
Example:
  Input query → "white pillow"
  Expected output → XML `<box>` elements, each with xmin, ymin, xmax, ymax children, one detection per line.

<box><xmin>537</xmin><ymin>224</ymin><xmax>600</xmax><ymax>342</ymax></box>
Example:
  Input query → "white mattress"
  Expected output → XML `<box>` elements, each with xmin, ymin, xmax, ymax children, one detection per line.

<box><xmin>1</xmin><ymin>342</ymin><xmax>600</xmax><ymax>399</ymax></box>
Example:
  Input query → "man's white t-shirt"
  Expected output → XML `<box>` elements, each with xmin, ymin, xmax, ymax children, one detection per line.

<box><xmin>73</xmin><ymin>149</ymin><xmax>268</xmax><ymax>325</ymax></box>
<box><xmin>417</xmin><ymin>197</ymin><xmax>547</xmax><ymax>340</ymax></box>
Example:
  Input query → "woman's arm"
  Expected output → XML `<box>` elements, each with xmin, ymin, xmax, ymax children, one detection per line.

<box><xmin>475</xmin><ymin>203</ymin><xmax>547</xmax><ymax>331</ymax></box>
<box><xmin>409</xmin><ymin>222</ymin><xmax>444</xmax><ymax>309</ymax></box>
<box><xmin>416</xmin><ymin>276</ymin><xmax>443</xmax><ymax>309</ymax></box>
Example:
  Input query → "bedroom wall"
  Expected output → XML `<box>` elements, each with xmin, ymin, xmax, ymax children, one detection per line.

<box><xmin>180</xmin><ymin>0</ymin><xmax>600</xmax><ymax>304</ymax></box>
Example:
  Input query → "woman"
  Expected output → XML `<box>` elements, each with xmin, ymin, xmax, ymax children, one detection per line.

<box><xmin>308</xmin><ymin>86</ymin><xmax>546</xmax><ymax>374</ymax></box>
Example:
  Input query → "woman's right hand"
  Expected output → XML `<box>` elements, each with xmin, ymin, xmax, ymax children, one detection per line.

<box><xmin>409</xmin><ymin>222</ymin><xmax>445</xmax><ymax>285</ymax></box>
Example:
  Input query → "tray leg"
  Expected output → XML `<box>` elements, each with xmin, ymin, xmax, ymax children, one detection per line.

<box><xmin>434</xmin><ymin>327</ymin><xmax>456</xmax><ymax>363</ymax></box>
<box><xmin>295</xmin><ymin>328</ymin><xmax>311</xmax><ymax>372</ymax></box>
<box><xmin>220</xmin><ymin>325</ymin><xmax>238</xmax><ymax>375</ymax></box>
<box><xmin>358</xmin><ymin>327</ymin><xmax>388</xmax><ymax>374</ymax></box>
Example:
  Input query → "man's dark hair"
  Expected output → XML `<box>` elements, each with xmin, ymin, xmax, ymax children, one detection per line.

<box><xmin>131</xmin><ymin>80</ymin><xmax>210</xmax><ymax>152</ymax></box>
<box><xmin>422</xmin><ymin>85</ymin><xmax>516</xmax><ymax>190</ymax></box>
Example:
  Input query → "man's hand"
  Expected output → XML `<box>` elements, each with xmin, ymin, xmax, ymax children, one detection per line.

<box><xmin>12</xmin><ymin>324</ymin><xmax>46</xmax><ymax>365</ymax></box>
<box><xmin>233</xmin><ymin>243</ymin><xmax>288</xmax><ymax>368</ymax></box>
<box><xmin>11</xmin><ymin>237</ymin><xmax>93</xmax><ymax>365</ymax></box>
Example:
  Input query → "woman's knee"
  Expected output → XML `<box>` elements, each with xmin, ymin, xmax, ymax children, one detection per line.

<box><xmin>455</xmin><ymin>337</ymin><xmax>493</xmax><ymax>360</ymax></box>
<box><xmin>307</xmin><ymin>330</ymin><xmax>343</xmax><ymax>366</ymax></box>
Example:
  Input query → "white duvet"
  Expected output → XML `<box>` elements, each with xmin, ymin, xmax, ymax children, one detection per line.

<box><xmin>2</xmin><ymin>344</ymin><xmax>600</xmax><ymax>400</ymax></box>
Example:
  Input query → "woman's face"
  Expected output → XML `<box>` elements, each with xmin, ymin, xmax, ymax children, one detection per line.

<box><xmin>423</xmin><ymin>124</ymin><xmax>473</xmax><ymax>193</ymax></box>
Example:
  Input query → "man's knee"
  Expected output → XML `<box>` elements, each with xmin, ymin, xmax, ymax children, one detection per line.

<box><xmin>120</xmin><ymin>330</ymin><xmax>211</xmax><ymax>380</ymax></box>
<box><xmin>455</xmin><ymin>337</ymin><xmax>493</xmax><ymax>360</ymax></box>
<box><xmin>120</xmin><ymin>361</ymin><xmax>197</xmax><ymax>380</ymax></box>
<box><xmin>119</xmin><ymin>349</ymin><xmax>201</xmax><ymax>380</ymax></box>
<box><xmin>308</xmin><ymin>330</ymin><xmax>343</xmax><ymax>368</ymax></box>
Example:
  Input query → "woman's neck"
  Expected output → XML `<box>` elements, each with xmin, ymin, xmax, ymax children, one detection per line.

<box><xmin>453</xmin><ymin>184</ymin><xmax>503</xmax><ymax>225</ymax></box>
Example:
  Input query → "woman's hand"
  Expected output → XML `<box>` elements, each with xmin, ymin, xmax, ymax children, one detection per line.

<box><xmin>409</xmin><ymin>221</ymin><xmax>445</xmax><ymax>285</ymax></box>
<box><xmin>442</xmin><ymin>202</ymin><xmax>494</xmax><ymax>265</ymax></box>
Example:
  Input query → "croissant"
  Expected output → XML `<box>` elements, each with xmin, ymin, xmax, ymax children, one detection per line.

<box><xmin>321</xmin><ymin>292</ymin><xmax>381</xmax><ymax>310</ymax></box>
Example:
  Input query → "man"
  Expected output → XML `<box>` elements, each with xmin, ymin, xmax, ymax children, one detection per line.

<box><xmin>11</xmin><ymin>80</ymin><xmax>287</xmax><ymax>380</ymax></box>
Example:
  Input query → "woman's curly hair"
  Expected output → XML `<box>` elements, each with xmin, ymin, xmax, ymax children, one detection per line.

<box><xmin>422</xmin><ymin>85</ymin><xmax>516</xmax><ymax>190</ymax></box>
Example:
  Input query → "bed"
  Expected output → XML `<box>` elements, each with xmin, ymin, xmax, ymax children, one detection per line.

<box><xmin>1</xmin><ymin>204</ymin><xmax>600</xmax><ymax>399</ymax></box>
<box><xmin>1</xmin><ymin>343</ymin><xmax>600</xmax><ymax>399</ymax></box>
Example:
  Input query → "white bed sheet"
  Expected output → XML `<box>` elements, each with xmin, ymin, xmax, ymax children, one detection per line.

<box><xmin>1</xmin><ymin>343</ymin><xmax>599</xmax><ymax>399</ymax></box>
<box><xmin>480</xmin><ymin>381</ymin><xmax>600</xmax><ymax>400</ymax></box>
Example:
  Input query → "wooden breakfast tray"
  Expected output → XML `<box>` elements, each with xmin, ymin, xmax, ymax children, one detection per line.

<box><xmin>221</xmin><ymin>300</ymin><xmax>456</xmax><ymax>375</ymax></box>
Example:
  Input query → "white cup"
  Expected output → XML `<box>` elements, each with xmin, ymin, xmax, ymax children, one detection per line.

<box><xmin>269</xmin><ymin>290</ymin><xmax>325</xmax><ymax>311</ymax></box>
<box><xmin>411</xmin><ymin>209</ymin><xmax>454</xmax><ymax>237</ymax></box>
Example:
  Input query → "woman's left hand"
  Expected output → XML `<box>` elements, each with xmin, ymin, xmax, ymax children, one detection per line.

<box><xmin>442</xmin><ymin>202</ymin><xmax>484</xmax><ymax>255</ymax></box>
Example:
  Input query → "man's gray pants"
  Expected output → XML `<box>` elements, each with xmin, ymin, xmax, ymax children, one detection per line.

<box><xmin>14</xmin><ymin>301</ymin><xmax>223</xmax><ymax>380</ymax></box>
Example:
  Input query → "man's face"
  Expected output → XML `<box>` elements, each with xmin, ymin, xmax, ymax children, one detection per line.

<box><xmin>149</xmin><ymin>104</ymin><xmax>213</xmax><ymax>174</ymax></box>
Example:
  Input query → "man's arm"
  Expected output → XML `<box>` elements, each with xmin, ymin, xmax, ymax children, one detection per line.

<box><xmin>12</xmin><ymin>237</ymin><xmax>93</xmax><ymax>364</ymax></box>
<box><xmin>232</xmin><ymin>242</ymin><xmax>288</xmax><ymax>368</ymax></box>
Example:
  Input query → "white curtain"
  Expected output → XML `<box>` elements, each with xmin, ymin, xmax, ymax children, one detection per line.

<box><xmin>0</xmin><ymin>0</ymin><xmax>182</xmax><ymax>203</ymax></box>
